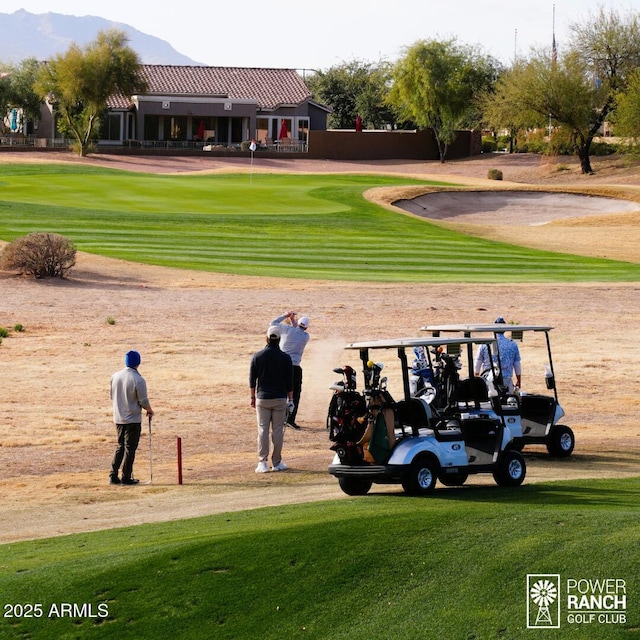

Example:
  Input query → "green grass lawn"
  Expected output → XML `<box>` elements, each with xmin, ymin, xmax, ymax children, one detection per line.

<box><xmin>1</xmin><ymin>163</ymin><xmax>639</xmax><ymax>282</ymax></box>
<box><xmin>0</xmin><ymin>478</ymin><xmax>637</xmax><ymax>639</ymax></box>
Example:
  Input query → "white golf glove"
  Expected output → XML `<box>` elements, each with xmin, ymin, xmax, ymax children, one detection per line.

<box><xmin>286</xmin><ymin>400</ymin><xmax>295</xmax><ymax>414</ymax></box>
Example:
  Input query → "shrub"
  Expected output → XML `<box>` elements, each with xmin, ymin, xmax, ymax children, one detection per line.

<box><xmin>519</xmin><ymin>129</ymin><xmax>553</xmax><ymax>154</ymax></box>
<box><xmin>590</xmin><ymin>140</ymin><xmax>618</xmax><ymax>156</ymax></box>
<box><xmin>1</xmin><ymin>232</ymin><xmax>76</xmax><ymax>278</ymax></box>
<box><xmin>14</xmin><ymin>323</ymin><xmax>24</xmax><ymax>332</ymax></box>
<box><xmin>487</xmin><ymin>168</ymin><xmax>503</xmax><ymax>180</ymax></box>
<box><xmin>0</xmin><ymin>327</ymin><xmax>9</xmax><ymax>338</ymax></box>
<box><xmin>482</xmin><ymin>137</ymin><xmax>497</xmax><ymax>153</ymax></box>
<box><xmin>497</xmin><ymin>135</ymin><xmax>511</xmax><ymax>149</ymax></box>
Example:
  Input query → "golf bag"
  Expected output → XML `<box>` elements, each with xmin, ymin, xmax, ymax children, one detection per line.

<box><xmin>410</xmin><ymin>346</ymin><xmax>437</xmax><ymax>400</ymax></box>
<box><xmin>410</xmin><ymin>346</ymin><xmax>461</xmax><ymax>412</ymax></box>
<box><xmin>327</xmin><ymin>366</ymin><xmax>368</xmax><ymax>464</ymax></box>
<box><xmin>435</xmin><ymin>350</ymin><xmax>462</xmax><ymax>410</ymax></box>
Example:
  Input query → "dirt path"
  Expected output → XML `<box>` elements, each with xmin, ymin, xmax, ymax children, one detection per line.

<box><xmin>1</xmin><ymin>152</ymin><xmax>639</xmax><ymax>543</ymax></box>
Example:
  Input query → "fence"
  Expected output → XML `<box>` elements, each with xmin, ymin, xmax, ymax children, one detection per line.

<box><xmin>1</xmin><ymin>130</ymin><xmax>481</xmax><ymax>161</ymax></box>
<box><xmin>0</xmin><ymin>136</ymin><xmax>71</xmax><ymax>148</ymax></box>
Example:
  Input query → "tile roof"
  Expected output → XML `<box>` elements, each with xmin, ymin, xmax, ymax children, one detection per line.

<box><xmin>108</xmin><ymin>65</ymin><xmax>313</xmax><ymax>111</ymax></box>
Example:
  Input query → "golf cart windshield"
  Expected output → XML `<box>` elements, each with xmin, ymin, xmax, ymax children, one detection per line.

<box><xmin>420</xmin><ymin>323</ymin><xmax>557</xmax><ymax>401</ymax></box>
<box><xmin>345</xmin><ymin>336</ymin><xmax>499</xmax><ymax>405</ymax></box>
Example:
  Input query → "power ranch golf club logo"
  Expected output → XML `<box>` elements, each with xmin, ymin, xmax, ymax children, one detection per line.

<box><xmin>527</xmin><ymin>575</ymin><xmax>560</xmax><ymax>628</ymax></box>
<box><xmin>527</xmin><ymin>574</ymin><xmax>627</xmax><ymax>629</ymax></box>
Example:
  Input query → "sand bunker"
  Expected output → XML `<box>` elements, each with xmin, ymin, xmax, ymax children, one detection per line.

<box><xmin>393</xmin><ymin>191</ymin><xmax>640</xmax><ymax>226</ymax></box>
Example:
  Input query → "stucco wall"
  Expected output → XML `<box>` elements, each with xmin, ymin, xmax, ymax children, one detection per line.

<box><xmin>306</xmin><ymin>129</ymin><xmax>480</xmax><ymax>161</ymax></box>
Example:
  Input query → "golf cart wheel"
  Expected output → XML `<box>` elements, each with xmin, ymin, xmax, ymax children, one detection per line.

<box><xmin>438</xmin><ymin>472</ymin><xmax>468</xmax><ymax>487</ymax></box>
<box><xmin>546</xmin><ymin>424</ymin><xmax>575</xmax><ymax>458</ymax></box>
<box><xmin>338</xmin><ymin>476</ymin><xmax>372</xmax><ymax>496</ymax></box>
<box><xmin>402</xmin><ymin>456</ymin><xmax>437</xmax><ymax>496</ymax></box>
<box><xmin>493</xmin><ymin>450</ymin><xmax>526</xmax><ymax>487</ymax></box>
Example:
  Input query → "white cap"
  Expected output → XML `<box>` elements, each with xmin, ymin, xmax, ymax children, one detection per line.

<box><xmin>267</xmin><ymin>325</ymin><xmax>281</xmax><ymax>339</ymax></box>
<box><xmin>298</xmin><ymin>316</ymin><xmax>309</xmax><ymax>329</ymax></box>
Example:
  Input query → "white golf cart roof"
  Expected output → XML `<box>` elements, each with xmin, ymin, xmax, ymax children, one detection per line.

<box><xmin>421</xmin><ymin>323</ymin><xmax>553</xmax><ymax>334</ymax></box>
<box><xmin>345</xmin><ymin>336</ymin><xmax>497</xmax><ymax>350</ymax></box>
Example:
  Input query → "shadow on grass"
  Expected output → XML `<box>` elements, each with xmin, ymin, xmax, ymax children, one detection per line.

<box><xmin>367</xmin><ymin>476</ymin><xmax>640</xmax><ymax>509</ymax></box>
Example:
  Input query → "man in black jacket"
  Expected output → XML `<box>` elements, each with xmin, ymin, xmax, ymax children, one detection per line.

<box><xmin>249</xmin><ymin>325</ymin><xmax>294</xmax><ymax>473</ymax></box>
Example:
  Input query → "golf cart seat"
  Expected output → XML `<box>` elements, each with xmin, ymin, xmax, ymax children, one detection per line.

<box><xmin>455</xmin><ymin>377</ymin><xmax>495</xmax><ymax>409</ymax></box>
<box><xmin>396</xmin><ymin>398</ymin><xmax>432</xmax><ymax>435</ymax></box>
<box><xmin>519</xmin><ymin>394</ymin><xmax>556</xmax><ymax>434</ymax></box>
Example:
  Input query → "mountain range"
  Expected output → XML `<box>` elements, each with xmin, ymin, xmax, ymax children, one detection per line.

<box><xmin>0</xmin><ymin>9</ymin><xmax>201</xmax><ymax>66</ymax></box>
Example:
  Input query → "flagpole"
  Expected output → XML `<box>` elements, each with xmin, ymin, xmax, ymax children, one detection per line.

<box><xmin>249</xmin><ymin>138</ymin><xmax>257</xmax><ymax>185</ymax></box>
<box><xmin>549</xmin><ymin>4</ymin><xmax>556</xmax><ymax>139</ymax></box>
<box><xmin>551</xmin><ymin>3</ymin><xmax>557</xmax><ymax>63</ymax></box>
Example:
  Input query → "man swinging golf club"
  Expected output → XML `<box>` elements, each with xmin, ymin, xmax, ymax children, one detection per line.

<box><xmin>109</xmin><ymin>350</ymin><xmax>154</xmax><ymax>485</ymax></box>
<box><xmin>270</xmin><ymin>310</ymin><xmax>310</xmax><ymax>429</ymax></box>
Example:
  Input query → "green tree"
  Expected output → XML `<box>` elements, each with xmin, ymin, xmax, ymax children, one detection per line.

<box><xmin>307</xmin><ymin>59</ymin><xmax>395</xmax><ymax>130</ymax></box>
<box><xmin>615</xmin><ymin>68</ymin><xmax>640</xmax><ymax>147</ymax></box>
<box><xmin>0</xmin><ymin>64</ymin><xmax>11</xmax><ymax>131</ymax></box>
<box><xmin>0</xmin><ymin>58</ymin><xmax>42</xmax><ymax>133</ymax></box>
<box><xmin>477</xmin><ymin>63</ymin><xmax>544</xmax><ymax>153</ymax></box>
<box><xmin>567</xmin><ymin>7</ymin><xmax>640</xmax><ymax>171</ymax></box>
<box><xmin>487</xmin><ymin>8</ymin><xmax>640</xmax><ymax>173</ymax></box>
<box><xmin>8</xmin><ymin>58</ymin><xmax>42</xmax><ymax>125</ymax></box>
<box><xmin>388</xmin><ymin>39</ymin><xmax>500</xmax><ymax>162</ymax></box>
<box><xmin>36</xmin><ymin>29</ymin><xmax>146</xmax><ymax>156</ymax></box>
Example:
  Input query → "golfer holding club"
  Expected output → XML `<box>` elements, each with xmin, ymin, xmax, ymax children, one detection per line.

<box><xmin>109</xmin><ymin>350</ymin><xmax>154</xmax><ymax>485</ymax></box>
<box><xmin>270</xmin><ymin>310</ymin><xmax>310</xmax><ymax>429</ymax></box>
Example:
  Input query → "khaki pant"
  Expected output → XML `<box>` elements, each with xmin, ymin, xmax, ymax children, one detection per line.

<box><xmin>256</xmin><ymin>398</ymin><xmax>286</xmax><ymax>466</ymax></box>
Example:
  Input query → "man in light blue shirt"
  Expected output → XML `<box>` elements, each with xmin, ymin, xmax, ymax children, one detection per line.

<box><xmin>271</xmin><ymin>311</ymin><xmax>310</xmax><ymax>429</ymax></box>
<box><xmin>474</xmin><ymin>317</ymin><xmax>522</xmax><ymax>392</ymax></box>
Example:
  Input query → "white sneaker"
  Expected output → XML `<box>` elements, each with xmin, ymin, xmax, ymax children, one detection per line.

<box><xmin>272</xmin><ymin>462</ymin><xmax>288</xmax><ymax>472</ymax></box>
<box><xmin>255</xmin><ymin>461</ymin><xmax>269</xmax><ymax>473</ymax></box>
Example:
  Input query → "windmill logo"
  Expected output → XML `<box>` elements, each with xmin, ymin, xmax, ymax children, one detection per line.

<box><xmin>527</xmin><ymin>574</ymin><xmax>561</xmax><ymax>628</ymax></box>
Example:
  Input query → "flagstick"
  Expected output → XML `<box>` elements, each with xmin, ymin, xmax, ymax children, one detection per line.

<box><xmin>249</xmin><ymin>139</ymin><xmax>257</xmax><ymax>185</ymax></box>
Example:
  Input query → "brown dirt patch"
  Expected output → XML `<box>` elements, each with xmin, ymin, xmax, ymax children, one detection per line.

<box><xmin>1</xmin><ymin>151</ymin><xmax>639</xmax><ymax>543</ymax></box>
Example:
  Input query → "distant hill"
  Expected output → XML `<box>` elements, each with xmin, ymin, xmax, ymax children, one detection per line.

<box><xmin>0</xmin><ymin>9</ymin><xmax>203</xmax><ymax>65</ymax></box>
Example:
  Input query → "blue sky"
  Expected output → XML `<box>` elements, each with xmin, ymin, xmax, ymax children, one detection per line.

<box><xmin>12</xmin><ymin>1</ymin><xmax>636</xmax><ymax>69</ymax></box>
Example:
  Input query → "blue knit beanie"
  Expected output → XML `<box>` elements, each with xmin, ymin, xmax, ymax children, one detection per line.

<box><xmin>125</xmin><ymin>350</ymin><xmax>141</xmax><ymax>367</ymax></box>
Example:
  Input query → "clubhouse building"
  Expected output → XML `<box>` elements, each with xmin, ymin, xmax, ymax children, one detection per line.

<box><xmin>38</xmin><ymin>64</ymin><xmax>330</xmax><ymax>150</ymax></box>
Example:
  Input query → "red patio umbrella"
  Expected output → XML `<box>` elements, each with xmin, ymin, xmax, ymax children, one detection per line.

<box><xmin>355</xmin><ymin>115</ymin><xmax>362</xmax><ymax>132</ymax></box>
<box><xmin>196</xmin><ymin>120</ymin><xmax>205</xmax><ymax>139</ymax></box>
<box><xmin>278</xmin><ymin>119</ymin><xmax>289</xmax><ymax>140</ymax></box>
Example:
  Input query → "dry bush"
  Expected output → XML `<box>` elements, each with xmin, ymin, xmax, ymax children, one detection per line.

<box><xmin>1</xmin><ymin>233</ymin><xmax>76</xmax><ymax>278</ymax></box>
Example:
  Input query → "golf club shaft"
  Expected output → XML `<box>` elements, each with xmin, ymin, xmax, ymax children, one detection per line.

<box><xmin>148</xmin><ymin>414</ymin><xmax>153</xmax><ymax>483</ymax></box>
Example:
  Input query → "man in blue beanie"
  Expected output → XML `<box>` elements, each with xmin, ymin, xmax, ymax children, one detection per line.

<box><xmin>109</xmin><ymin>350</ymin><xmax>154</xmax><ymax>485</ymax></box>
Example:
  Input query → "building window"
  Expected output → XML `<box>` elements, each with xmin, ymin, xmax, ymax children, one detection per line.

<box><xmin>165</xmin><ymin>116</ymin><xmax>187</xmax><ymax>141</ymax></box>
<box><xmin>256</xmin><ymin>117</ymin><xmax>269</xmax><ymax>143</ymax></box>
<box><xmin>100</xmin><ymin>113</ymin><xmax>122</xmax><ymax>141</ymax></box>
<box><xmin>256</xmin><ymin>116</ymin><xmax>306</xmax><ymax>144</ymax></box>
<box><xmin>274</xmin><ymin>117</ymin><xmax>293</xmax><ymax>140</ymax></box>
<box><xmin>297</xmin><ymin>118</ymin><xmax>309</xmax><ymax>143</ymax></box>
<box><xmin>144</xmin><ymin>115</ymin><xmax>160</xmax><ymax>140</ymax></box>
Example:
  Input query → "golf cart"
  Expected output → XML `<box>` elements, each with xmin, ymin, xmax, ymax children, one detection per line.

<box><xmin>327</xmin><ymin>336</ymin><xmax>527</xmax><ymax>496</ymax></box>
<box><xmin>421</xmin><ymin>323</ymin><xmax>574</xmax><ymax>457</ymax></box>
